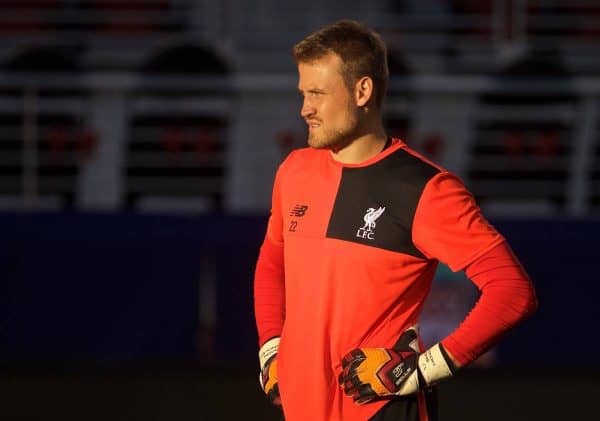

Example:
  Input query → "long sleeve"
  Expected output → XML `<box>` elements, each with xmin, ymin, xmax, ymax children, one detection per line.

<box><xmin>254</xmin><ymin>236</ymin><xmax>285</xmax><ymax>346</ymax></box>
<box><xmin>440</xmin><ymin>241</ymin><xmax>538</xmax><ymax>366</ymax></box>
<box><xmin>412</xmin><ymin>171</ymin><xmax>538</xmax><ymax>366</ymax></box>
<box><xmin>254</xmin><ymin>164</ymin><xmax>286</xmax><ymax>347</ymax></box>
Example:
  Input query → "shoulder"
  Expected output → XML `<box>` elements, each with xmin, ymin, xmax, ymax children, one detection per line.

<box><xmin>278</xmin><ymin>147</ymin><xmax>324</xmax><ymax>174</ymax></box>
<box><xmin>285</xmin><ymin>146</ymin><xmax>322</xmax><ymax>163</ymax></box>
<box><xmin>372</xmin><ymin>140</ymin><xmax>444</xmax><ymax>187</ymax></box>
<box><xmin>394</xmin><ymin>140</ymin><xmax>446</xmax><ymax>173</ymax></box>
<box><xmin>386</xmin><ymin>141</ymin><xmax>475</xmax><ymax>200</ymax></box>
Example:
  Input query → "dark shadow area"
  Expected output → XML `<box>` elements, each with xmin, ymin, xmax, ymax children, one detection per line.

<box><xmin>141</xmin><ymin>44</ymin><xmax>230</xmax><ymax>75</ymax></box>
<box><xmin>0</xmin><ymin>364</ymin><xmax>597</xmax><ymax>421</ymax></box>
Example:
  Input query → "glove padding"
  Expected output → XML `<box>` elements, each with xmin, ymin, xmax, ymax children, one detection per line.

<box><xmin>259</xmin><ymin>337</ymin><xmax>281</xmax><ymax>406</ymax></box>
<box><xmin>339</xmin><ymin>328</ymin><xmax>455</xmax><ymax>404</ymax></box>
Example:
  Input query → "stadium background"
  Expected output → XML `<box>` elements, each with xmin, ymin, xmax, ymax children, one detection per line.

<box><xmin>0</xmin><ymin>1</ymin><xmax>599</xmax><ymax>420</ymax></box>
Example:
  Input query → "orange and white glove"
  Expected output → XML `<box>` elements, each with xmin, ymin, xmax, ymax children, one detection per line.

<box><xmin>259</xmin><ymin>337</ymin><xmax>281</xmax><ymax>406</ymax></box>
<box><xmin>339</xmin><ymin>328</ymin><xmax>455</xmax><ymax>404</ymax></box>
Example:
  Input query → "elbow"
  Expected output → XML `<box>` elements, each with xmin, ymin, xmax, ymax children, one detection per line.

<box><xmin>515</xmin><ymin>282</ymin><xmax>539</xmax><ymax>323</ymax></box>
<box><xmin>494</xmin><ymin>281</ymin><xmax>539</xmax><ymax>327</ymax></box>
<box><xmin>526</xmin><ymin>284</ymin><xmax>539</xmax><ymax>317</ymax></box>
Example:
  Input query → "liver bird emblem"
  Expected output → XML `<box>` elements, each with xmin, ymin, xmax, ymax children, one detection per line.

<box><xmin>361</xmin><ymin>206</ymin><xmax>386</xmax><ymax>231</ymax></box>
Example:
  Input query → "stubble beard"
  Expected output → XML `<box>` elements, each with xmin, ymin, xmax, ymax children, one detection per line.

<box><xmin>307</xmin><ymin>110</ymin><xmax>361</xmax><ymax>151</ymax></box>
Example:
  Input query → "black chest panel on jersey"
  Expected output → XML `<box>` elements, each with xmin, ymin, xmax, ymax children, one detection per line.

<box><xmin>326</xmin><ymin>149</ymin><xmax>440</xmax><ymax>257</ymax></box>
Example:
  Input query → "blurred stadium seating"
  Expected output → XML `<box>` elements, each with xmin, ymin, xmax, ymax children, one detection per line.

<box><xmin>1</xmin><ymin>1</ymin><xmax>599</xmax><ymax>420</ymax></box>
<box><xmin>0</xmin><ymin>0</ymin><xmax>598</xmax><ymax>213</ymax></box>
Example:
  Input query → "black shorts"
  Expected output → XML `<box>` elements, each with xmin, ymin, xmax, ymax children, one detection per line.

<box><xmin>369</xmin><ymin>387</ymin><xmax>438</xmax><ymax>421</ymax></box>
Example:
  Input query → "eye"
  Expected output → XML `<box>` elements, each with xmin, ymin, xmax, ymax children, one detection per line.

<box><xmin>298</xmin><ymin>90</ymin><xmax>324</xmax><ymax>100</ymax></box>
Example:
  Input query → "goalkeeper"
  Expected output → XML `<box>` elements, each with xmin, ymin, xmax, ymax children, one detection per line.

<box><xmin>254</xmin><ymin>20</ymin><xmax>538</xmax><ymax>421</ymax></box>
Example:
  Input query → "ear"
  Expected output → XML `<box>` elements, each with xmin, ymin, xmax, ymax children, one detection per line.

<box><xmin>354</xmin><ymin>76</ymin><xmax>374</xmax><ymax>107</ymax></box>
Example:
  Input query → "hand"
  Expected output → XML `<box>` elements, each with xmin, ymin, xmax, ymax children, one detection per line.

<box><xmin>339</xmin><ymin>328</ymin><xmax>420</xmax><ymax>404</ymax></box>
<box><xmin>339</xmin><ymin>329</ymin><xmax>455</xmax><ymax>404</ymax></box>
<box><xmin>259</xmin><ymin>337</ymin><xmax>281</xmax><ymax>406</ymax></box>
<box><xmin>260</xmin><ymin>355</ymin><xmax>281</xmax><ymax>405</ymax></box>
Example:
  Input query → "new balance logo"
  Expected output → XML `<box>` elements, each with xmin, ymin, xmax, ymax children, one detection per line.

<box><xmin>290</xmin><ymin>204</ymin><xmax>309</xmax><ymax>217</ymax></box>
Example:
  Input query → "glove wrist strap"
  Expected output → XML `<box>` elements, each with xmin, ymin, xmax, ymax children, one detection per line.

<box><xmin>259</xmin><ymin>337</ymin><xmax>280</xmax><ymax>370</ymax></box>
<box><xmin>417</xmin><ymin>343</ymin><xmax>454</xmax><ymax>386</ymax></box>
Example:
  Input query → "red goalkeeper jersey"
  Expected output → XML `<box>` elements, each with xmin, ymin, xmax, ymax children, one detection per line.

<box><xmin>255</xmin><ymin>139</ymin><xmax>507</xmax><ymax>421</ymax></box>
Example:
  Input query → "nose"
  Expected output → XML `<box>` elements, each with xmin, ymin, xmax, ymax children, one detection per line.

<box><xmin>301</xmin><ymin>98</ymin><xmax>315</xmax><ymax>119</ymax></box>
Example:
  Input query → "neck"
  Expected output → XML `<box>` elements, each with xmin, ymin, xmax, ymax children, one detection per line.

<box><xmin>330</xmin><ymin>123</ymin><xmax>388</xmax><ymax>164</ymax></box>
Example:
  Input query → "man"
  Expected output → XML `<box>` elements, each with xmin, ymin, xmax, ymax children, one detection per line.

<box><xmin>254</xmin><ymin>20</ymin><xmax>537</xmax><ymax>421</ymax></box>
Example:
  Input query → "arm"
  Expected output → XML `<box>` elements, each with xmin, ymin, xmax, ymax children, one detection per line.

<box><xmin>339</xmin><ymin>172</ymin><xmax>538</xmax><ymax>402</ymax></box>
<box><xmin>254</xmin><ymin>164</ymin><xmax>286</xmax><ymax>406</ymax></box>
<box><xmin>441</xmin><ymin>241</ymin><xmax>538</xmax><ymax>367</ymax></box>
<box><xmin>254</xmin><ymin>160</ymin><xmax>286</xmax><ymax>345</ymax></box>
<box><xmin>412</xmin><ymin>172</ymin><xmax>538</xmax><ymax>368</ymax></box>
<box><xmin>254</xmin><ymin>236</ymin><xmax>285</xmax><ymax>346</ymax></box>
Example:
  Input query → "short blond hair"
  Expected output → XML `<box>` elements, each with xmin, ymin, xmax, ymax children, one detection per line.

<box><xmin>293</xmin><ymin>20</ymin><xmax>389</xmax><ymax>109</ymax></box>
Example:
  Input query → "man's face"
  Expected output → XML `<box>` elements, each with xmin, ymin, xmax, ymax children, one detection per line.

<box><xmin>297</xmin><ymin>53</ymin><xmax>360</xmax><ymax>150</ymax></box>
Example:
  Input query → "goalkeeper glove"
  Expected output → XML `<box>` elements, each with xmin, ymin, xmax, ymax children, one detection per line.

<box><xmin>259</xmin><ymin>337</ymin><xmax>281</xmax><ymax>406</ymax></box>
<box><xmin>338</xmin><ymin>328</ymin><xmax>456</xmax><ymax>404</ymax></box>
